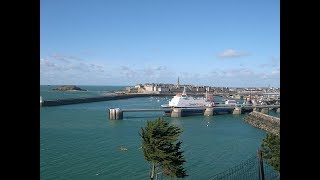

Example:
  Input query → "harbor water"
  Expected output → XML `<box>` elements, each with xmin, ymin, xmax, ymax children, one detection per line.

<box><xmin>40</xmin><ymin>85</ymin><xmax>278</xmax><ymax>179</ymax></box>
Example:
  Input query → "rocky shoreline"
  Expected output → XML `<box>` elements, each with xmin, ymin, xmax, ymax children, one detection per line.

<box><xmin>243</xmin><ymin>111</ymin><xmax>280</xmax><ymax>136</ymax></box>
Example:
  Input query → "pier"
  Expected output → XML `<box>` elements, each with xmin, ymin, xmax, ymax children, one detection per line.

<box><xmin>108</xmin><ymin>105</ymin><xmax>280</xmax><ymax>120</ymax></box>
<box><xmin>40</xmin><ymin>93</ymin><xmax>173</xmax><ymax>107</ymax></box>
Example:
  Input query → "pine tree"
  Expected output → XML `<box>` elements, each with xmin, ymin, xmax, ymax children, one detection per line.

<box><xmin>140</xmin><ymin>118</ymin><xmax>188</xmax><ymax>179</ymax></box>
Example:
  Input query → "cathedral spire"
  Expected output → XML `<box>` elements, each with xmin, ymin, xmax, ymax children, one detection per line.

<box><xmin>177</xmin><ymin>76</ymin><xmax>180</xmax><ymax>88</ymax></box>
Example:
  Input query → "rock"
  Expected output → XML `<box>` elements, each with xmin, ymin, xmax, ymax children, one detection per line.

<box><xmin>52</xmin><ymin>85</ymin><xmax>87</xmax><ymax>91</ymax></box>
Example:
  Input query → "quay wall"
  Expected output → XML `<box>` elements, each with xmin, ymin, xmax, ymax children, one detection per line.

<box><xmin>243</xmin><ymin>111</ymin><xmax>280</xmax><ymax>136</ymax></box>
<box><xmin>42</xmin><ymin>93</ymin><xmax>173</xmax><ymax>107</ymax></box>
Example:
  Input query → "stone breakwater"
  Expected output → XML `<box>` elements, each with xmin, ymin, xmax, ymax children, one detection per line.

<box><xmin>243</xmin><ymin>111</ymin><xmax>280</xmax><ymax>136</ymax></box>
<box><xmin>41</xmin><ymin>93</ymin><xmax>173</xmax><ymax>107</ymax></box>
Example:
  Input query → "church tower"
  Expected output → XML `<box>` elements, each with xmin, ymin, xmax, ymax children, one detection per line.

<box><xmin>176</xmin><ymin>77</ymin><xmax>180</xmax><ymax>88</ymax></box>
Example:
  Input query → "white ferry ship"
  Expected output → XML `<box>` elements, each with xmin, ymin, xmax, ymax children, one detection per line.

<box><xmin>161</xmin><ymin>87</ymin><xmax>213</xmax><ymax>108</ymax></box>
<box><xmin>161</xmin><ymin>87</ymin><xmax>213</xmax><ymax>115</ymax></box>
<box><xmin>161</xmin><ymin>87</ymin><xmax>243</xmax><ymax>115</ymax></box>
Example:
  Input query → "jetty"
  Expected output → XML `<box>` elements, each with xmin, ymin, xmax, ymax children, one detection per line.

<box><xmin>40</xmin><ymin>93</ymin><xmax>173</xmax><ymax>107</ymax></box>
<box><xmin>243</xmin><ymin>111</ymin><xmax>280</xmax><ymax>135</ymax></box>
<box><xmin>108</xmin><ymin>104</ymin><xmax>280</xmax><ymax>120</ymax></box>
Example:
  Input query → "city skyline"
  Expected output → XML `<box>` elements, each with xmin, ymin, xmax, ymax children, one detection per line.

<box><xmin>40</xmin><ymin>0</ymin><xmax>279</xmax><ymax>87</ymax></box>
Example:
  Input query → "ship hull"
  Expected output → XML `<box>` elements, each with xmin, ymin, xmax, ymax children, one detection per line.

<box><xmin>163</xmin><ymin>108</ymin><xmax>205</xmax><ymax>116</ymax></box>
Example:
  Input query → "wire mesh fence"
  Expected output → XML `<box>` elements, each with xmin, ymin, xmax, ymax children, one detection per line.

<box><xmin>155</xmin><ymin>149</ymin><xmax>279</xmax><ymax>180</ymax></box>
<box><xmin>208</xmin><ymin>155</ymin><xmax>259</xmax><ymax>180</ymax></box>
<box><xmin>208</xmin><ymin>152</ymin><xmax>280</xmax><ymax>180</ymax></box>
<box><xmin>262</xmin><ymin>159</ymin><xmax>280</xmax><ymax>180</ymax></box>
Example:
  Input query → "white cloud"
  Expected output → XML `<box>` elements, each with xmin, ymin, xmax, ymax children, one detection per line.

<box><xmin>119</xmin><ymin>66</ymin><xmax>137</xmax><ymax>78</ymax></box>
<box><xmin>50</xmin><ymin>54</ymin><xmax>82</xmax><ymax>62</ymax></box>
<box><xmin>218</xmin><ymin>49</ymin><xmax>249</xmax><ymax>58</ymax></box>
<box><xmin>145</xmin><ymin>66</ymin><xmax>166</xmax><ymax>71</ymax></box>
<box><xmin>40</xmin><ymin>59</ymin><xmax>56</xmax><ymax>67</ymax></box>
<box><xmin>40</xmin><ymin>53</ymin><xmax>279</xmax><ymax>87</ymax></box>
<box><xmin>196</xmin><ymin>67</ymin><xmax>279</xmax><ymax>87</ymax></box>
<box><xmin>259</xmin><ymin>57</ymin><xmax>280</xmax><ymax>68</ymax></box>
<box><xmin>271</xmin><ymin>68</ymin><xmax>280</xmax><ymax>74</ymax></box>
<box><xmin>40</xmin><ymin>54</ymin><xmax>117</xmax><ymax>85</ymax></box>
<box><xmin>143</xmin><ymin>65</ymin><xmax>168</xmax><ymax>78</ymax></box>
<box><xmin>40</xmin><ymin>54</ymin><xmax>174</xmax><ymax>85</ymax></box>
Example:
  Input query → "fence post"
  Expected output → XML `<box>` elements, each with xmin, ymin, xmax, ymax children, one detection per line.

<box><xmin>155</xmin><ymin>172</ymin><xmax>162</xmax><ymax>180</ymax></box>
<box><xmin>258</xmin><ymin>149</ymin><xmax>265</xmax><ymax>180</ymax></box>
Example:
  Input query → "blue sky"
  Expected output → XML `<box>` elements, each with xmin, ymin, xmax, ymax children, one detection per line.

<box><xmin>40</xmin><ymin>0</ymin><xmax>279</xmax><ymax>87</ymax></box>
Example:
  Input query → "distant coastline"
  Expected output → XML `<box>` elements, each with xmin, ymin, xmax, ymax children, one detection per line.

<box><xmin>52</xmin><ymin>85</ymin><xmax>87</xmax><ymax>91</ymax></box>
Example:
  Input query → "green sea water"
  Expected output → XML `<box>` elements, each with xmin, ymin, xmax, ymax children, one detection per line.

<box><xmin>40</xmin><ymin>85</ymin><xmax>125</xmax><ymax>100</ymax></box>
<box><xmin>40</xmin><ymin>85</ymin><xmax>279</xmax><ymax>179</ymax></box>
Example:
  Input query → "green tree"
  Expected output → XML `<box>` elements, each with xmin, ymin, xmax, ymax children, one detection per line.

<box><xmin>139</xmin><ymin>118</ymin><xmax>188</xmax><ymax>179</ymax></box>
<box><xmin>261</xmin><ymin>132</ymin><xmax>280</xmax><ymax>172</ymax></box>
